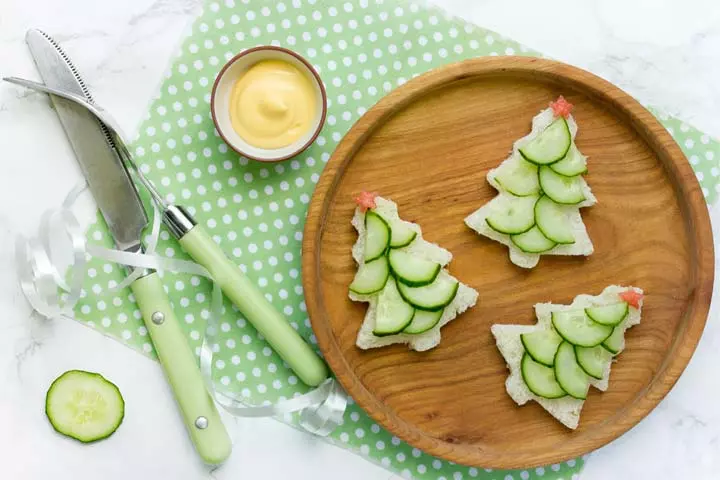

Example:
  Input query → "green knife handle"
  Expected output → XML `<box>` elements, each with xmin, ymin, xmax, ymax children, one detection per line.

<box><xmin>130</xmin><ymin>272</ymin><xmax>232</xmax><ymax>465</ymax></box>
<box><xmin>178</xmin><ymin>225</ymin><xmax>329</xmax><ymax>387</ymax></box>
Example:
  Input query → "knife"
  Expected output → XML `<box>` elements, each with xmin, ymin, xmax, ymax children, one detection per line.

<box><xmin>25</xmin><ymin>29</ymin><xmax>232</xmax><ymax>464</ymax></box>
<box><xmin>4</xmin><ymin>73</ymin><xmax>330</xmax><ymax>388</ymax></box>
<box><xmin>13</xmin><ymin>47</ymin><xmax>329</xmax><ymax>389</ymax></box>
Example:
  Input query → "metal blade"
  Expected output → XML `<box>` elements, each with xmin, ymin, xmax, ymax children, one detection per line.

<box><xmin>25</xmin><ymin>29</ymin><xmax>147</xmax><ymax>252</ymax></box>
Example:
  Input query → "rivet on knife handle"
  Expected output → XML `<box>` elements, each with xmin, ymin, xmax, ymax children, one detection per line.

<box><xmin>131</xmin><ymin>271</ymin><xmax>232</xmax><ymax>464</ymax></box>
<box><xmin>176</xmin><ymin>221</ymin><xmax>329</xmax><ymax>387</ymax></box>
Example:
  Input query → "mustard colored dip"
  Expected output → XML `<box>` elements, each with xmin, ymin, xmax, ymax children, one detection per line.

<box><xmin>229</xmin><ymin>60</ymin><xmax>317</xmax><ymax>149</ymax></box>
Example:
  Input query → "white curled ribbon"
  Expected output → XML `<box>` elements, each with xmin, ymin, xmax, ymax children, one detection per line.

<box><xmin>16</xmin><ymin>186</ymin><xmax>346</xmax><ymax>437</ymax></box>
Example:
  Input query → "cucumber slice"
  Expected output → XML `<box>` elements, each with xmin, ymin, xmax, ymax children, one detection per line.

<box><xmin>364</xmin><ymin>211</ymin><xmax>390</xmax><ymax>262</ymax></box>
<box><xmin>349</xmin><ymin>256</ymin><xmax>389</xmax><ymax>295</ymax></box>
<box><xmin>521</xmin><ymin>329</ymin><xmax>564</xmax><ymax>367</ymax></box>
<box><xmin>373</xmin><ymin>278</ymin><xmax>415</xmax><ymax>336</ymax></box>
<box><xmin>45</xmin><ymin>370</ymin><xmax>125</xmax><ymax>443</ymax></box>
<box><xmin>550</xmin><ymin>145</ymin><xmax>587</xmax><ymax>177</ymax></box>
<box><xmin>389</xmin><ymin>221</ymin><xmax>417</xmax><ymax>248</ymax></box>
<box><xmin>519</xmin><ymin>118</ymin><xmax>571</xmax><ymax>165</ymax></box>
<box><xmin>574</xmin><ymin>345</ymin><xmax>612</xmax><ymax>380</ymax></box>
<box><xmin>494</xmin><ymin>157</ymin><xmax>540</xmax><ymax>196</ymax></box>
<box><xmin>403</xmin><ymin>309</ymin><xmax>443</xmax><ymax>334</ymax></box>
<box><xmin>388</xmin><ymin>249</ymin><xmax>441</xmax><ymax>287</ymax></box>
<box><xmin>485</xmin><ymin>195</ymin><xmax>538</xmax><ymax>235</ymax></box>
<box><xmin>551</xmin><ymin>310</ymin><xmax>614</xmax><ymax>347</ymax></box>
<box><xmin>602</xmin><ymin>325</ymin><xmax>625</xmax><ymax>355</ymax></box>
<box><xmin>511</xmin><ymin>226</ymin><xmax>557</xmax><ymax>253</ymax></box>
<box><xmin>554</xmin><ymin>341</ymin><xmax>591</xmax><ymax>400</ymax></box>
<box><xmin>521</xmin><ymin>353</ymin><xmax>566</xmax><ymax>399</ymax></box>
<box><xmin>585</xmin><ymin>302</ymin><xmax>628</xmax><ymax>327</ymax></box>
<box><xmin>538</xmin><ymin>167</ymin><xmax>586</xmax><ymax>205</ymax></box>
<box><xmin>534</xmin><ymin>195</ymin><xmax>575</xmax><ymax>244</ymax></box>
<box><xmin>397</xmin><ymin>274</ymin><xmax>459</xmax><ymax>311</ymax></box>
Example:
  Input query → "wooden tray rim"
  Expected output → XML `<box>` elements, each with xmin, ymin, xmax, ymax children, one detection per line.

<box><xmin>302</xmin><ymin>56</ymin><xmax>715</xmax><ymax>469</ymax></box>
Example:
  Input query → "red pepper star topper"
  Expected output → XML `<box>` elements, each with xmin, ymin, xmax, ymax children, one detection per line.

<box><xmin>354</xmin><ymin>191</ymin><xmax>377</xmax><ymax>212</ymax></box>
<box><xmin>550</xmin><ymin>96</ymin><xmax>574</xmax><ymax>118</ymax></box>
<box><xmin>619</xmin><ymin>290</ymin><xmax>644</xmax><ymax>310</ymax></box>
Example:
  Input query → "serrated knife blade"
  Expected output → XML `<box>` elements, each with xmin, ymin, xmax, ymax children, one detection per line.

<box><xmin>23</xmin><ymin>29</ymin><xmax>232</xmax><ymax>463</ymax></box>
<box><xmin>25</xmin><ymin>29</ymin><xmax>147</xmax><ymax>252</ymax></box>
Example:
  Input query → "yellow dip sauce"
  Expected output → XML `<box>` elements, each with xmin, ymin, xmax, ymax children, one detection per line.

<box><xmin>229</xmin><ymin>60</ymin><xmax>317</xmax><ymax>149</ymax></box>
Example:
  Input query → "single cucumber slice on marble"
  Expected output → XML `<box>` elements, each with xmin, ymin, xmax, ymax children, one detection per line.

<box><xmin>45</xmin><ymin>370</ymin><xmax>125</xmax><ymax>443</ymax></box>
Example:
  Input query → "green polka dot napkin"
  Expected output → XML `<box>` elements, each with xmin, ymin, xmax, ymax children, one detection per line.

<box><xmin>68</xmin><ymin>0</ymin><xmax>720</xmax><ymax>479</ymax></box>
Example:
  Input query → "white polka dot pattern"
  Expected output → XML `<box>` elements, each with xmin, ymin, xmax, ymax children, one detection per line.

<box><xmin>71</xmin><ymin>0</ymin><xmax>718</xmax><ymax>479</ymax></box>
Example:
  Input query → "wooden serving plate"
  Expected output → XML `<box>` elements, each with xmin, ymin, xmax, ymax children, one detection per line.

<box><xmin>302</xmin><ymin>57</ymin><xmax>714</xmax><ymax>468</ymax></box>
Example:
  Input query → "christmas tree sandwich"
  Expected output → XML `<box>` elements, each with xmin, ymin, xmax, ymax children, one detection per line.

<box><xmin>492</xmin><ymin>285</ymin><xmax>644</xmax><ymax>429</ymax></box>
<box><xmin>465</xmin><ymin>97</ymin><xmax>597</xmax><ymax>269</ymax></box>
<box><xmin>349</xmin><ymin>192</ymin><xmax>479</xmax><ymax>351</ymax></box>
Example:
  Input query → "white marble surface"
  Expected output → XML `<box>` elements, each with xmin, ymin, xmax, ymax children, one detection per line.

<box><xmin>1</xmin><ymin>0</ymin><xmax>719</xmax><ymax>479</ymax></box>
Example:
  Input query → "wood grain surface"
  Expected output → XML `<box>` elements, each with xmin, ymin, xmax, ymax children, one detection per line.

<box><xmin>301</xmin><ymin>57</ymin><xmax>714</xmax><ymax>469</ymax></box>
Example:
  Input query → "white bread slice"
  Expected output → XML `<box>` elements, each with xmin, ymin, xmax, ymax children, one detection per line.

<box><xmin>491</xmin><ymin>285</ymin><xmax>644</xmax><ymax>429</ymax></box>
<box><xmin>465</xmin><ymin>108</ymin><xmax>596</xmax><ymax>269</ymax></box>
<box><xmin>350</xmin><ymin>197</ymin><xmax>479</xmax><ymax>351</ymax></box>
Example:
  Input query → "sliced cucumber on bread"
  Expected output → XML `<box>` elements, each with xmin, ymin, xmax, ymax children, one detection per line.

<box><xmin>550</xmin><ymin>145</ymin><xmax>587</xmax><ymax>176</ymax></box>
<box><xmin>554</xmin><ymin>341</ymin><xmax>591</xmax><ymax>400</ymax></box>
<box><xmin>521</xmin><ymin>328</ymin><xmax>564</xmax><ymax>366</ymax></box>
<box><xmin>373</xmin><ymin>278</ymin><xmax>415</xmax><ymax>336</ymax></box>
<box><xmin>493</xmin><ymin>285</ymin><xmax>644</xmax><ymax>430</ymax></box>
<box><xmin>45</xmin><ymin>370</ymin><xmax>125</xmax><ymax>443</ymax></box>
<box><xmin>349</xmin><ymin>256</ymin><xmax>389</xmax><ymax>295</ymax></box>
<box><xmin>538</xmin><ymin>166</ymin><xmax>586</xmax><ymax>205</ymax></box>
<box><xmin>485</xmin><ymin>195</ymin><xmax>538</xmax><ymax>235</ymax></box>
<box><xmin>585</xmin><ymin>302</ymin><xmax>628</xmax><ymax>326</ymax></box>
<box><xmin>388</xmin><ymin>249</ymin><xmax>441</xmax><ymax>287</ymax></box>
<box><xmin>351</xmin><ymin>196</ymin><xmax>478</xmax><ymax>347</ymax></box>
<box><xmin>602</xmin><ymin>324</ymin><xmax>626</xmax><ymax>354</ymax></box>
<box><xmin>574</xmin><ymin>345</ymin><xmax>612</xmax><ymax>380</ymax></box>
<box><xmin>519</xmin><ymin>117</ymin><xmax>571</xmax><ymax>165</ymax></box>
<box><xmin>534</xmin><ymin>195</ymin><xmax>575</xmax><ymax>244</ymax></box>
<box><xmin>389</xmin><ymin>220</ymin><xmax>417</xmax><ymax>248</ymax></box>
<box><xmin>364</xmin><ymin>211</ymin><xmax>390</xmax><ymax>262</ymax></box>
<box><xmin>403</xmin><ymin>309</ymin><xmax>443</xmax><ymax>334</ymax></box>
<box><xmin>511</xmin><ymin>226</ymin><xmax>557</xmax><ymax>253</ymax></box>
<box><xmin>397</xmin><ymin>273</ymin><xmax>459</xmax><ymax>311</ymax></box>
<box><xmin>552</xmin><ymin>310</ymin><xmax>613</xmax><ymax>347</ymax></box>
<box><xmin>493</xmin><ymin>157</ymin><xmax>540</xmax><ymax>196</ymax></box>
<box><xmin>521</xmin><ymin>353</ymin><xmax>566</xmax><ymax>399</ymax></box>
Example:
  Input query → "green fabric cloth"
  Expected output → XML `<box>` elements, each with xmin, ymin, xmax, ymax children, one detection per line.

<box><xmin>71</xmin><ymin>0</ymin><xmax>719</xmax><ymax>478</ymax></box>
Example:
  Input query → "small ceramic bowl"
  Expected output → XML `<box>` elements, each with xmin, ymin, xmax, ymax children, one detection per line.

<box><xmin>211</xmin><ymin>46</ymin><xmax>327</xmax><ymax>163</ymax></box>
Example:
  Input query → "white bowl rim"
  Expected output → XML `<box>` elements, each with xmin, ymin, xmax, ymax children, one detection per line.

<box><xmin>210</xmin><ymin>45</ymin><xmax>327</xmax><ymax>163</ymax></box>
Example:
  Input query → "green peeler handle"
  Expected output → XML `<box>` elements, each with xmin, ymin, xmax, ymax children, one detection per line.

<box><xmin>130</xmin><ymin>272</ymin><xmax>232</xmax><ymax>465</ymax></box>
<box><xmin>179</xmin><ymin>225</ymin><xmax>329</xmax><ymax>387</ymax></box>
